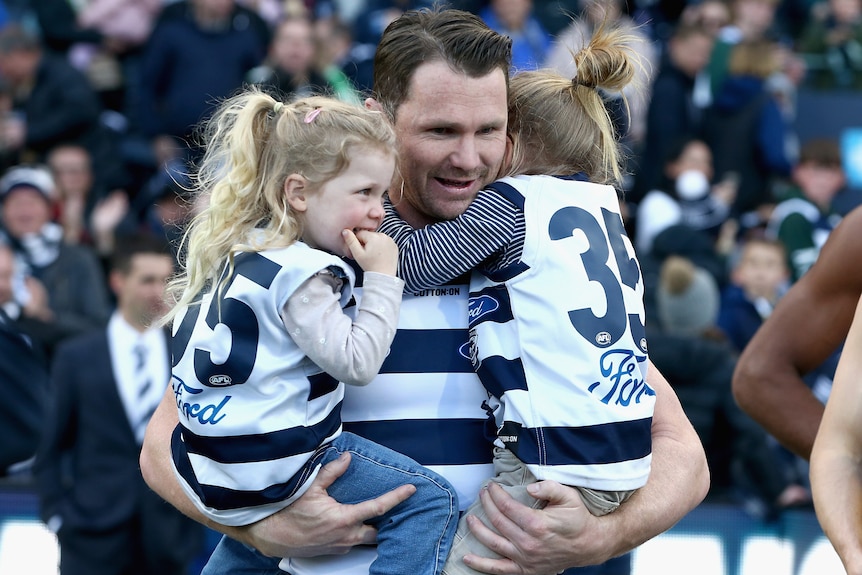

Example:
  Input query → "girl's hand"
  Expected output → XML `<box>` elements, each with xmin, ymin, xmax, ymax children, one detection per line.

<box><xmin>343</xmin><ymin>230</ymin><xmax>398</xmax><ymax>276</ymax></box>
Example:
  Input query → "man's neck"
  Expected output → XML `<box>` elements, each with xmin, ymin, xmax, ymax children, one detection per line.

<box><xmin>387</xmin><ymin>195</ymin><xmax>437</xmax><ymax>230</ymax></box>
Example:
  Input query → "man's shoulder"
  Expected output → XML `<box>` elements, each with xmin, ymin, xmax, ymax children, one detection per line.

<box><xmin>55</xmin><ymin>328</ymin><xmax>107</xmax><ymax>360</ymax></box>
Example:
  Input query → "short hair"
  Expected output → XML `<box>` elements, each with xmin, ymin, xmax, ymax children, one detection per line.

<box><xmin>372</xmin><ymin>6</ymin><xmax>512</xmax><ymax>120</ymax></box>
<box><xmin>798</xmin><ymin>138</ymin><xmax>842</xmax><ymax>168</ymax></box>
<box><xmin>110</xmin><ymin>233</ymin><xmax>173</xmax><ymax>275</ymax></box>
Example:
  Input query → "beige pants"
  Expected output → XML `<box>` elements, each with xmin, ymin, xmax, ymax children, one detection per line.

<box><xmin>442</xmin><ymin>447</ymin><xmax>636</xmax><ymax>575</ymax></box>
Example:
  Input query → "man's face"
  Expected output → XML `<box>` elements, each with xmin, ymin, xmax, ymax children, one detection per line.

<box><xmin>671</xmin><ymin>33</ymin><xmax>714</xmax><ymax>78</ymax></box>
<box><xmin>272</xmin><ymin>19</ymin><xmax>315</xmax><ymax>74</ymax></box>
<box><xmin>49</xmin><ymin>147</ymin><xmax>93</xmax><ymax>201</ymax></box>
<box><xmin>392</xmin><ymin>60</ymin><xmax>508</xmax><ymax>227</ymax></box>
<box><xmin>1</xmin><ymin>187</ymin><xmax>52</xmax><ymax>238</ymax></box>
<box><xmin>112</xmin><ymin>253</ymin><xmax>175</xmax><ymax>329</ymax></box>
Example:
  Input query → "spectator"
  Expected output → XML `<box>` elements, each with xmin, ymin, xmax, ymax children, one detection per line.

<box><xmin>134</xmin><ymin>0</ymin><xmax>268</xmax><ymax>164</ymax></box>
<box><xmin>797</xmin><ymin>0</ymin><xmax>862</xmax><ymax>89</ymax></box>
<box><xmin>480</xmin><ymin>0</ymin><xmax>552</xmax><ymax>72</ymax></box>
<box><xmin>702</xmin><ymin>38</ymin><xmax>795</xmax><ymax>218</ymax></box>
<box><xmin>707</xmin><ymin>0</ymin><xmax>786</xmax><ymax>95</ymax></box>
<box><xmin>0</xmin><ymin>165</ymin><xmax>110</xmax><ymax>358</ymax></box>
<box><xmin>717</xmin><ymin>237</ymin><xmax>790</xmax><ymax>353</ymax></box>
<box><xmin>0</xmin><ymin>243</ymin><xmax>48</xmax><ymax>477</ymax></box>
<box><xmin>248</xmin><ymin>14</ymin><xmax>359</xmax><ymax>103</ymax></box>
<box><xmin>766</xmin><ymin>137</ymin><xmax>846</xmax><ymax>282</ymax></box>
<box><xmin>34</xmin><ymin>233</ymin><xmax>205</xmax><ymax>575</ymax></box>
<box><xmin>0</xmin><ymin>23</ymin><xmax>126</xmax><ymax>191</ymax></box>
<box><xmin>651</xmin><ymin>255</ymin><xmax>810</xmax><ymax>518</ymax></box>
<box><xmin>636</xmin><ymin>137</ymin><xmax>736</xmax><ymax>256</ymax></box>
<box><xmin>634</xmin><ymin>23</ymin><xmax>715</xmax><ymax>201</ymax></box>
<box><xmin>679</xmin><ymin>0</ymin><xmax>733</xmax><ymax>39</ymax></box>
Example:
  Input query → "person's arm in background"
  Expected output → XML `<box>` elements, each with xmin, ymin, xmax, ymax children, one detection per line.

<box><xmin>733</xmin><ymin>205</ymin><xmax>862</xmax><ymax>459</ymax></box>
<box><xmin>810</xmin><ymin>291</ymin><xmax>862</xmax><ymax>575</ymax></box>
<box><xmin>141</xmin><ymin>384</ymin><xmax>417</xmax><ymax>559</ymax></box>
<box><xmin>461</xmin><ymin>359</ymin><xmax>710</xmax><ymax>574</ymax></box>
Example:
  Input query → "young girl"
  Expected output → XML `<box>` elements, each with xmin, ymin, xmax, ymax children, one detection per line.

<box><xmin>164</xmin><ymin>90</ymin><xmax>458</xmax><ymax>575</ymax></box>
<box><xmin>377</xmin><ymin>25</ymin><xmax>656</xmax><ymax>574</ymax></box>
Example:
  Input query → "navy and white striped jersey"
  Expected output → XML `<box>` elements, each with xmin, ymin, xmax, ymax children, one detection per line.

<box><xmin>170</xmin><ymin>243</ymin><xmax>354</xmax><ymax>526</ymax></box>
<box><xmin>385</xmin><ymin>175</ymin><xmax>655</xmax><ymax>491</ymax></box>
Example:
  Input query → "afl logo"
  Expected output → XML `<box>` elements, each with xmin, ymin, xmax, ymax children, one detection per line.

<box><xmin>595</xmin><ymin>331</ymin><xmax>612</xmax><ymax>346</ymax></box>
<box><xmin>208</xmin><ymin>374</ymin><xmax>233</xmax><ymax>387</ymax></box>
<box><xmin>640</xmin><ymin>338</ymin><xmax>648</xmax><ymax>353</ymax></box>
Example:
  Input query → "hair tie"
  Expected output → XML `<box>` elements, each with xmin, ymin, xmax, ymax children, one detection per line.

<box><xmin>573</xmin><ymin>78</ymin><xmax>596</xmax><ymax>89</ymax></box>
<box><xmin>272</xmin><ymin>101</ymin><xmax>284</xmax><ymax>114</ymax></box>
<box><xmin>304</xmin><ymin>108</ymin><xmax>322</xmax><ymax>124</ymax></box>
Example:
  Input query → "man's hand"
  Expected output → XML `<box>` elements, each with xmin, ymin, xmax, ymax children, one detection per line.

<box><xmin>462</xmin><ymin>481</ymin><xmax>599</xmax><ymax>575</ymax></box>
<box><xmin>236</xmin><ymin>452</ymin><xmax>416</xmax><ymax>558</ymax></box>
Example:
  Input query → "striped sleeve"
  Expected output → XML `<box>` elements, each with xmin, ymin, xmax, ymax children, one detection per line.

<box><xmin>379</xmin><ymin>189</ymin><xmax>521</xmax><ymax>292</ymax></box>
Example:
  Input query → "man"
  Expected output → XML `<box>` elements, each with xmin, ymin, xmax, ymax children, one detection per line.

<box><xmin>733</xmin><ymin>205</ymin><xmax>862</xmax><ymax>459</ymax></box>
<box><xmin>0</xmin><ymin>242</ymin><xmax>47</xmax><ymax>476</ymax></box>
<box><xmin>0</xmin><ymin>165</ymin><xmax>111</xmax><ymax>359</ymax></box>
<box><xmin>810</xmin><ymin>291</ymin><xmax>862</xmax><ymax>574</ymax></box>
<box><xmin>34</xmin><ymin>234</ymin><xmax>204</xmax><ymax>575</ymax></box>
<box><xmin>140</xmin><ymin>8</ymin><xmax>709</xmax><ymax>574</ymax></box>
<box><xmin>0</xmin><ymin>23</ymin><xmax>125</xmax><ymax>190</ymax></box>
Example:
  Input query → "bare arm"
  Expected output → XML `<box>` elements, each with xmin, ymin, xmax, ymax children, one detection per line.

<box><xmin>461</xmin><ymin>360</ymin><xmax>709</xmax><ymax>574</ymax></box>
<box><xmin>140</xmin><ymin>385</ymin><xmax>415</xmax><ymax>558</ymax></box>
<box><xmin>810</xmin><ymin>291</ymin><xmax>862</xmax><ymax>575</ymax></box>
<box><xmin>733</xmin><ymin>206</ymin><xmax>862</xmax><ymax>459</ymax></box>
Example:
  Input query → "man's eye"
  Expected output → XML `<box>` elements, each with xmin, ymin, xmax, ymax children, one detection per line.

<box><xmin>358</xmin><ymin>189</ymin><xmax>372</xmax><ymax>196</ymax></box>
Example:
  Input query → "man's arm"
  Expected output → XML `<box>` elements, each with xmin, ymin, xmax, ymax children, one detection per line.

<box><xmin>140</xmin><ymin>386</ymin><xmax>415</xmax><ymax>558</ymax></box>
<box><xmin>733</xmin><ymin>206</ymin><xmax>862</xmax><ymax>459</ymax></box>
<box><xmin>810</xmin><ymin>291</ymin><xmax>862</xmax><ymax>575</ymax></box>
<box><xmin>461</xmin><ymin>360</ymin><xmax>709</xmax><ymax>575</ymax></box>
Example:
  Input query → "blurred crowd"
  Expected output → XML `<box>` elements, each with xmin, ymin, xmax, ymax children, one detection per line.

<box><xmin>1</xmin><ymin>0</ymin><xmax>862</xmax><ymax>571</ymax></box>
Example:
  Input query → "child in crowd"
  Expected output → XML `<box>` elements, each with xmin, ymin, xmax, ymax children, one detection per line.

<box><xmin>717</xmin><ymin>237</ymin><xmax>790</xmax><ymax>353</ymax></box>
<box><xmin>766</xmin><ymin>137</ymin><xmax>847</xmax><ymax>283</ymax></box>
<box><xmin>378</xmin><ymin>24</ymin><xmax>656</xmax><ymax>573</ymax></box>
<box><xmin>164</xmin><ymin>91</ymin><xmax>458</xmax><ymax>575</ymax></box>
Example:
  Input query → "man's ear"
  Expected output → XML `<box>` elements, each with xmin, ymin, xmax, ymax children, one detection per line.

<box><xmin>285</xmin><ymin>174</ymin><xmax>308</xmax><ymax>212</ymax></box>
<box><xmin>365</xmin><ymin>97</ymin><xmax>384</xmax><ymax>113</ymax></box>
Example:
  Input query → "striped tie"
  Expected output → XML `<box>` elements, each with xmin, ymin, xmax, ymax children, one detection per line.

<box><xmin>132</xmin><ymin>342</ymin><xmax>155</xmax><ymax>443</ymax></box>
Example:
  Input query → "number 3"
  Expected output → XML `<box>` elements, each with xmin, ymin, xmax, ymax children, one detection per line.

<box><xmin>549</xmin><ymin>206</ymin><xmax>640</xmax><ymax>349</ymax></box>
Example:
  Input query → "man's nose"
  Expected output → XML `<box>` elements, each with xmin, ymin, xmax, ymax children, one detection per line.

<box><xmin>450</xmin><ymin>136</ymin><xmax>481</xmax><ymax>172</ymax></box>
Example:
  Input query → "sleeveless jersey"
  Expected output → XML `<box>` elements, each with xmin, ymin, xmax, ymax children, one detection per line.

<box><xmin>170</xmin><ymin>242</ymin><xmax>354</xmax><ymax>526</ymax></box>
<box><xmin>471</xmin><ymin>175</ymin><xmax>655</xmax><ymax>491</ymax></box>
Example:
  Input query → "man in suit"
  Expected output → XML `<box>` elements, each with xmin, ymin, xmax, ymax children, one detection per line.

<box><xmin>34</xmin><ymin>233</ymin><xmax>203</xmax><ymax>575</ymax></box>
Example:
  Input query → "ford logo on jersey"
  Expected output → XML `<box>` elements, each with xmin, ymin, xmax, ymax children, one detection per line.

<box><xmin>208</xmin><ymin>374</ymin><xmax>233</xmax><ymax>386</ymax></box>
<box><xmin>469</xmin><ymin>295</ymin><xmax>499</xmax><ymax>322</ymax></box>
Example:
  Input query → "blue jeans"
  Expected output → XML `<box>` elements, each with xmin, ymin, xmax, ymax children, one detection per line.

<box><xmin>201</xmin><ymin>432</ymin><xmax>459</xmax><ymax>575</ymax></box>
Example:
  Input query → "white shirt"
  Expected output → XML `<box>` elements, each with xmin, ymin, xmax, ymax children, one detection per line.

<box><xmin>107</xmin><ymin>311</ymin><xmax>169</xmax><ymax>443</ymax></box>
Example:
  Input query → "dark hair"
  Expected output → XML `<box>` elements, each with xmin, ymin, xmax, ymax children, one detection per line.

<box><xmin>372</xmin><ymin>6</ymin><xmax>512</xmax><ymax>120</ymax></box>
<box><xmin>798</xmin><ymin>138</ymin><xmax>842</xmax><ymax>168</ymax></box>
<box><xmin>110</xmin><ymin>233</ymin><xmax>174</xmax><ymax>275</ymax></box>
